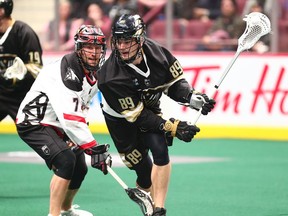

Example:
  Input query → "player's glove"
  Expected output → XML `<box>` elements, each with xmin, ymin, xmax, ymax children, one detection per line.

<box><xmin>85</xmin><ymin>144</ymin><xmax>112</xmax><ymax>175</ymax></box>
<box><xmin>189</xmin><ymin>91</ymin><xmax>216</xmax><ymax>115</ymax></box>
<box><xmin>162</xmin><ymin>118</ymin><xmax>200</xmax><ymax>142</ymax></box>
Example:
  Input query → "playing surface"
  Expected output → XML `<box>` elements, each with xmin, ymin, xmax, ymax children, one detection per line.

<box><xmin>1</xmin><ymin>133</ymin><xmax>288</xmax><ymax>216</ymax></box>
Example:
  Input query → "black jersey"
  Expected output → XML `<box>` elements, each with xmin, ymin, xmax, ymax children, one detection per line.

<box><xmin>0</xmin><ymin>20</ymin><xmax>43</xmax><ymax>96</ymax></box>
<box><xmin>97</xmin><ymin>38</ymin><xmax>192</xmax><ymax>132</ymax></box>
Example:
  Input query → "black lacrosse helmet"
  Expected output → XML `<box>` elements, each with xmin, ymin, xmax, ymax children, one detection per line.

<box><xmin>74</xmin><ymin>25</ymin><xmax>106</xmax><ymax>72</ymax></box>
<box><xmin>111</xmin><ymin>14</ymin><xmax>146</xmax><ymax>63</ymax></box>
<box><xmin>0</xmin><ymin>0</ymin><xmax>13</xmax><ymax>17</ymax></box>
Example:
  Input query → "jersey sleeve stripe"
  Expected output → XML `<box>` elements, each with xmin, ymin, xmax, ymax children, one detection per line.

<box><xmin>63</xmin><ymin>113</ymin><xmax>86</xmax><ymax>123</ymax></box>
<box><xmin>79</xmin><ymin>140</ymin><xmax>97</xmax><ymax>149</ymax></box>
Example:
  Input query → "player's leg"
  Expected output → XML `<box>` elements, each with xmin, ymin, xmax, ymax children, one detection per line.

<box><xmin>142</xmin><ymin>133</ymin><xmax>170</xmax><ymax>215</ymax></box>
<box><xmin>136</xmin><ymin>181</ymin><xmax>153</xmax><ymax>199</ymax></box>
<box><xmin>104</xmin><ymin>114</ymin><xmax>152</xmax><ymax>188</ymax></box>
<box><xmin>104</xmin><ymin>113</ymin><xmax>155</xmax><ymax>212</ymax></box>
<box><xmin>61</xmin><ymin>189</ymin><xmax>78</xmax><ymax>211</ymax></box>
<box><xmin>151</xmin><ymin>163</ymin><xmax>171</xmax><ymax>208</ymax></box>
<box><xmin>17</xmin><ymin>124</ymin><xmax>77</xmax><ymax>216</ymax></box>
<box><xmin>134</xmin><ymin>155</ymin><xmax>153</xmax><ymax>193</ymax></box>
<box><xmin>61</xmin><ymin>151</ymin><xmax>87</xmax><ymax>211</ymax></box>
<box><xmin>50</xmin><ymin>173</ymin><xmax>71</xmax><ymax>215</ymax></box>
<box><xmin>43</xmin><ymin>144</ymin><xmax>77</xmax><ymax>215</ymax></box>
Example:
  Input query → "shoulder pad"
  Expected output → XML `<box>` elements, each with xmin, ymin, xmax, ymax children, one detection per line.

<box><xmin>60</xmin><ymin>53</ymin><xmax>83</xmax><ymax>91</ymax></box>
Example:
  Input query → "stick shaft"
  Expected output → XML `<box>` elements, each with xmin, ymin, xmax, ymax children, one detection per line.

<box><xmin>191</xmin><ymin>51</ymin><xmax>241</xmax><ymax>125</ymax></box>
<box><xmin>214</xmin><ymin>51</ymin><xmax>241</xmax><ymax>90</ymax></box>
<box><xmin>107</xmin><ymin>166</ymin><xmax>128</xmax><ymax>189</ymax></box>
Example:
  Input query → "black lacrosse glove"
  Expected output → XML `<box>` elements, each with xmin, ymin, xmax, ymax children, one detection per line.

<box><xmin>189</xmin><ymin>91</ymin><xmax>216</xmax><ymax>115</ymax></box>
<box><xmin>162</xmin><ymin>118</ymin><xmax>200</xmax><ymax>142</ymax></box>
<box><xmin>85</xmin><ymin>144</ymin><xmax>112</xmax><ymax>175</ymax></box>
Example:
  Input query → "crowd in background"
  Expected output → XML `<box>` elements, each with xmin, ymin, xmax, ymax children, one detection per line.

<box><xmin>39</xmin><ymin>0</ymin><xmax>288</xmax><ymax>53</ymax></box>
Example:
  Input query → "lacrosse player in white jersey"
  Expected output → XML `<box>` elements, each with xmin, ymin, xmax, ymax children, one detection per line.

<box><xmin>16</xmin><ymin>25</ymin><xmax>111</xmax><ymax>216</ymax></box>
<box><xmin>0</xmin><ymin>0</ymin><xmax>43</xmax><ymax>124</ymax></box>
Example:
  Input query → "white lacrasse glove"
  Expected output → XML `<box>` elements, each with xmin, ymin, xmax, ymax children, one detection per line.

<box><xmin>189</xmin><ymin>91</ymin><xmax>208</xmax><ymax>110</ymax></box>
<box><xmin>190</xmin><ymin>91</ymin><xmax>216</xmax><ymax>115</ymax></box>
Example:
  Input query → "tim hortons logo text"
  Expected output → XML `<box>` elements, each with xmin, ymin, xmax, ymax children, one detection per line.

<box><xmin>182</xmin><ymin>64</ymin><xmax>288</xmax><ymax>115</ymax></box>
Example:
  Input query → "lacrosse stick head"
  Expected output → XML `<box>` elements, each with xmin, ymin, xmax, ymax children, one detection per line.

<box><xmin>237</xmin><ymin>12</ymin><xmax>271</xmax><ymax>52</ymax></box>
<box><xmin>125</xmin><ymin>188</ymin><xmax>154</xmax><ymax>216</ymax></box>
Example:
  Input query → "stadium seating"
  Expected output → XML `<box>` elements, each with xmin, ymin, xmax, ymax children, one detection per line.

<box><xmin>147</xmin><ymin>19</ymin><xmax>184</xmax><ymax>47</ymax></box>
<box><xmin>278</xmin><ymin>19</ymin><xmax>288</xmax><ymax>52</ymax></box>
<box><xmin>148</xmin><ymin>19</ymin><xmax>213</xmax><ymax>51</ymax></box>
<box><xmin>147</xmin><ymin>0</ymin><xmax>288</xmax><ymax>53</ymax></box>
<box><xmin>175</xmin><ymin>20</ymin><xmax>213</xmax><ymax>51</ymax></box>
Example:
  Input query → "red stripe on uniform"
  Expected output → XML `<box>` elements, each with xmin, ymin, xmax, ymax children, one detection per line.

<box><xmin>79</xmin><ymin>140</ymin><xmax>97</xmax><ymax>149</ymax></box>
<box><xmin>63</xmin><ymin>113</ymin><xmax>86</xmax><ymax>123</ymax></box>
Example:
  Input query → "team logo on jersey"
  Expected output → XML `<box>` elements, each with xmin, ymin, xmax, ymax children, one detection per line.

<box><xmin>144</xmin><ymin>78</ymin><xmax>151</xmax><ymax>87</ymax></box>
<box><xmin>64</xmin><ymin>67</ymin><xmax>80</xmax><ymax>83</ymax></box>
<box><xmin>133</xmin><ymin>78</ymin><xmax>139</xmax><ymax>87</ymax></box>
<box><xmin>41</xmin><ymin>145</ymin><xmax>50</xmax><ymax>155</ymax></box>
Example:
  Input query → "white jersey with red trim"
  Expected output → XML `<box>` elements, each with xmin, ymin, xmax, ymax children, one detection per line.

<box><xmin>16</xmin><ymin>52</ymin><xmax>98</xmax><ymax>148</ymax></box>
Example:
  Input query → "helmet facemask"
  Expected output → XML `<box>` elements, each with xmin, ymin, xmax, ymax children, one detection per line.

<box><xmin>112</xmin><ymin>35</ymin><xmax>145</xmax><ymax>64</ymax></box>
<box><xmin>74</xmin><ymin>25</ymin><xmax>106</xmax><ymax>74</ymax></box>
<box><xmin>78</xmin><ymin>43</ymin><xmax>106</xmax><ymax>72</ymax></box>
<box><xmin>111</xmin><ymin>14</ymin><xmax>146</xmax><ymax>64</ymax></box>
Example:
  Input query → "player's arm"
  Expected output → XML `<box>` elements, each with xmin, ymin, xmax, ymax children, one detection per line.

<box><xmin>3</xmin><ymin>53</ymin><xmax>42</xmax><ymax>82</ymax></box>
<box><xmin>51</xmin><ymin>87</ymin><xmax>96</xmax><ymax>149</ymax></box>
<box><xmin>165</xmin><ymin>59</ymin><xmax>215</xmax><ymax>115</ymax></box>
<box><xmin>167</xmin><ymin>79</ymin><xmax>214</xmax><ymax>115</ymax></box>
<box><xmin>19</xmin><ymin>24</ymin><xmax>43</xmax><ymax>78</ymax></box>
<box><xmin>103</xmin><ymin>86</ymin><xmax>199</xmax><ymax>143</ymax></box>
<box><xmin>132</xmin><ymin>101</ymin><xmax>201</xmax><ymax>143</ymax></box>
<box><xmin>52</xmin><ymin>73</ymin><xmax>111</xmax><ymax>174</ymax></box>
<box><xmin>48</xmin><ymin>60</ymin><xmax>95</xmax><ymax>148</ymax></box>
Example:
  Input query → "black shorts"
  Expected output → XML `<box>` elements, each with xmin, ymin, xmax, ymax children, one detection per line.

<box><xmin>0</xmin><ymin>94</ymin><xmax>24</xmax><ymax>121</ymax></box>
<box><xmin>104</xmin><ymin>112</ymin><xmax>170</xmax><ymax>167</ymax></box>
<box><xmin>17</xmin><ymin>123</ymin><xmax>69</xmax><ymax>169</ymax></box>
<box><xmin>0</xmin><ymin>73</ymin><xmax>35</xmax><ymax>121</ymax></box>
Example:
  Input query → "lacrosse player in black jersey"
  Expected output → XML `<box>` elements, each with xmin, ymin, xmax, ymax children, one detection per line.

<box><xmin>97</xmin><ymin>14</ymin><xmax>216</xmax><ymax>216</ymax></box>
<box><xmin>0</xmin><ymin>0</ymin><xmax>43</xmax><ymax>124</ymax></box>
<box><xmin>16</xmin><ymin>25</ymin><xmax>111</xmax><ymax>216</ymax></box>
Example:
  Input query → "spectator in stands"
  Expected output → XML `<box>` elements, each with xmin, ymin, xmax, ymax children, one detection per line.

<box><xmin>69</xmin><ymin>0</ymin><xmax>90</xmax><ymax>19</ymax></box>
<box><xmin>138</xmin><ymin>0</ymin><xmax>166</xmax><ymax>26</ymax></box>
<box><xmin>41</xmin><ymin>0</ymin><xmax>83</xmax><ymax>52</ymax></box>
<box><xmin>193</xmin><ymin>0</ymin><xmax>222</xmax><ymax>21</ymax></box>
<box><xmin>242</xmin><ymin>0</ymin><xmax>273</xmax><ymax>17</ymax></box>
<box><xmin>198</xmin><ymin>0</ymin><xmax>245</xmax><ymax>51</ymax></box>
<box><xmin>138</xmin><ymin>0</ymin><xmax>166</xmax><ymax>8</ymax></box>
<box><xmin>83</xmin><ymin>1</ymin><xmax>112</xmax><ymax>41</ymax></box>
<box><xmin>281</xmin><ymin>0</ymin><xmax>288</xmax><ymax>19</ymax></box>
<box><xmin>101</xmin><ymin>0</ymin><xmax>115</xmax><ymax>16</ymax></box>
<box><xmin>69</xmin><ymin>0</ymin><xmax>114</xmax><ymax>19</ymax></box>
<box><xmin>174</xmin><ymin>0</ymin><xmax>221</xmax><ymax>21</ymax></box>
<box><xmin>109</xmin><ymin>0</ymin><xmax>138</xmax><ymax>25</ymax></box>
<box><xmin>248</xmin><ymin>1</ymin><xmax>270</xmax><ymax>53</ymax></box>
<box><xmin>138</xmin><ymin>0</ymin><xmax>166</xmax><ymax>18</ymax></box>
<box><xmin>173</xmin><ymin>0</ymin><xmax>221</xmax><ymax>39</ymax></box>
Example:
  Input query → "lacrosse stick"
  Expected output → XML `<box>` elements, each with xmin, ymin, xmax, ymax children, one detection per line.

<box><xmin>192</xmin><ymin>12</ymin><xmax>271</xmax><ymax>124</ymax></box>
<box><xmin>107</xmin><ymin>166</ymin><xmax>154</xmax><ymax>216</ymax></box>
